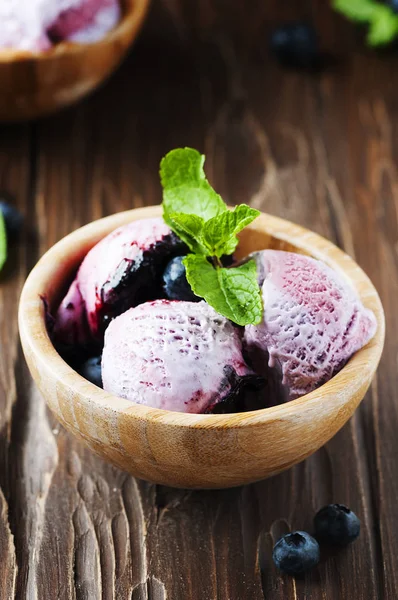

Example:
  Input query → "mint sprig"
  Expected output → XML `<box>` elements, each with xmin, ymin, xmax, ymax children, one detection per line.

<box><xmin>183</xmin><ymin>255</ymin><xmax>263</xmax><ymax>326</ymax></box>
<box><xmin>160</xmin><ymin>148</ymin><xmax>262</xmax><ymax>326</ymax></box>
<box><xmin>0</xmin><ymin>212</ymin><xmax>7</xmax><ymax>272</ymax></box>
<box><xmin>167</xmin><ymin>213</ymin><xmax>208</xmax><ymax>255</ymax></box>
<box><xmin>161</xmin><ymin>148</ymin><xmax>226</xmax><ymax>225</ymax></box>
<box><xmin>333</xmin><ymin>0</ymin><xmax>398</xmax><ymax>46</ymax></box>
<box><xmin>202</xmin><ymin>204</ymin><xmax>260</xmax><ymax>258</ymax></box>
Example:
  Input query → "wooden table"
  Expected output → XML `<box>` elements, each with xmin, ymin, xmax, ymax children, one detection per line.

<box><xmin>0</xmin><ymin>1</ymin><xmax>396</xmax><ymax>598</ymax></box>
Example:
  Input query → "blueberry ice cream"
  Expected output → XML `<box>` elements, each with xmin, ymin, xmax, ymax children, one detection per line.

<box><xmin>244</xmin><ymin>250</ymin><xmax>377</xmax><ymax>399</ymax></box>
<box><xmin>50</xmin><ymin>215</ymin><xmax>378</xmax><ymax>414</ymax></box>
<box><xmin>102</xmin><ymin>300</ymin><xmax>261</xmax><ymax>413</ymax></box>
<box><xmin>54</xmin><ymin>217</ymin><xmax>186</xmax><ymax>345</ymax></box>
<box><xmin>48</xmin><ymin>146</ymin><xmax>378</xmax><ymax>414</ymax></box>
<box><xmin>0</xmin><ymin>0</ymin><xmax>120</xmax><ymax>52</ymax></box>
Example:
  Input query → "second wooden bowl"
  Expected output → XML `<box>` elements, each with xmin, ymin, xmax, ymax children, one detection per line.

<box><xmin>18</xmin><ymin>206</ymin><xmax>385</xmax><ymax>489</ymax></box>
<box><xmin>0</xmin><ymin>0</ymin><xmax>150</xmax><ymax>122</ymax></box>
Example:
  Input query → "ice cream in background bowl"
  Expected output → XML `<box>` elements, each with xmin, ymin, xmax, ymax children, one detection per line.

<box><xmin>0</xmin><ymin>0</ymin><xmax>150</xmax><ymax>122</ymax></box>
<box><xmin>18</xmin><ymin>205</ymin><xmax>384</xmax><ymax>488</ymax></box>
<box><xmin>0</xmin><ymin>0</ymin><xmax>122</xmax><ymax>52</ymax></box>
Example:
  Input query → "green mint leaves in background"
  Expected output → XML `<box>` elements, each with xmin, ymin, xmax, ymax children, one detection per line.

<box><xmin>160</xmin><ymin>148</ymin><xmax>263</xmax><ymax>326</ymax></box>
<box><xmin>0</xmin><ymin>212</ymin><xmax>7</xmax><ymax>272</ymax></box>
<box><xmin>333</xmin><ymin>0</ymin><xmax>398</xmax><ymax>46</ymax></box>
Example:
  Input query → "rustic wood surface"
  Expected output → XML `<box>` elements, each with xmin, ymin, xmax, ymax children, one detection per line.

<box><xmin>0</xmin><ymin>0</ymin><xmax>396</xmax><ymax>598</ymax></box>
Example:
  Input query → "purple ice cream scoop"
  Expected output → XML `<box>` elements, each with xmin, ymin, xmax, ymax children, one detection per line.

<box><xmin>0</xmin><ymin>0</ymin><xmax>120</xmax><ymax>51</ymax></box>
<box><xmin>102</xmin><ymin>300</ymin><xmax>262</xmax><ymax>413</ymax></box>
<box><xmin>49</xmin><ymin>0</ymin><xmax>121</xmax><ymax>44</ymax></box>
<box><xmin>244</xmin><ymin>250</ymin><xmax>377</xmax><ymax>399</ymax></box>
<box><xmin>54</xmin><ymin>218</ymin><xmax>186</xmax><ymax>345</ymax></box>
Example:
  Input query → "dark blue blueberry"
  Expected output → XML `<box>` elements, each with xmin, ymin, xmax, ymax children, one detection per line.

<box><xmin>163</xmin><ymin>256</ymin><xmax>200</xmax><ymax>302</ymax></box>
<box><xmin>221</xmin><ymin>254</ymin><xmax>235</xmax><ymax>267</ymax></box>
<box><xmin>270</xmin><ymin>23</ymin><xmax>319</xmax><ymax>68</ymax></box>
<box><xmin>314</xmin><ymin>504</ymin><xmax>360</xmax><ymax>545</ymax></box>
<box><xmin>79</xmin><ymin>356</ymin><xmax>102</xmax><ymax>388</ymax></box>
<box><xmin>0</xmin><ymin>193</ymin><xmax>23</xmax><ymax>239</ymax></box>
<box><xmin>272</xmin><ymin>531</ymin><xmax>320</xmax><ymax>575</ymax></box>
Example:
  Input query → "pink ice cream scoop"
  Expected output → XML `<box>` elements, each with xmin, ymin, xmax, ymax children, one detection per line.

<box><xmin>102</xmin><ymin>300</ymin><xmax>263</xmax><ymax>413</ymax></box>
<box><xmin>0</xmin><ymin>1</ymin><xmax>52</xmax><ymax>51</ymax></box>
<box><xmin>0</xmin><ymin>0</ymin><xmax>120</xmax><ymax>52</ymax></box>
<box><xmin>54</xmin><ymin>218</ymin><xmax>186</xmax><ymax>346</ymax></box>
<box><xmin>244</xmin><ymin>250</ymin><xmax>377</xmax><ymax>399</ymax></box>
<box><xmin>49</xmin><ymin>0</ymin><xmax>121</xmax><ymax>44</ymax></box>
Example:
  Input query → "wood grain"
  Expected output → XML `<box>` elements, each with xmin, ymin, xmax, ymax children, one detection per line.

<box><xmin>0</xmin><ymin>0</ymin><xmax>396</xmax><ymax>597</ymax></box>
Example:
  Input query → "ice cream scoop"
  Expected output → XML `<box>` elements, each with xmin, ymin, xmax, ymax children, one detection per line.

<box><xmin>49</xmin><ymin>0</ymin><xmax>121</xmax><ymax>44</ymax></box>
<box><xmin>54</xmin><ymin>218</ymin><xmax>186</xmax><ymax>345</ymax></box>
<box><xmin>244</xmin><ymin>250</ymin><xmax>377</xmax><ymax>399</ymax></box>
<box><xmin>0</xmin><ymin>1</ymin><xmax>52</xmax><ymax>51</ymax></box>
<box><xmin>102</xmin><ymin>300</ymin><xmax>263</xmax><ymax>413</ymax></box>
<box><xmin>0</xmin><ymin>0</ymin><xmax>120</xmax><ymax>51</ymax></box>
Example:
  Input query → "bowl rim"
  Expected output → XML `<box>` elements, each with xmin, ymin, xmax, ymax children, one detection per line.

<box><xmin>0</xmin><ymin>0</ymin><xmax>150</xmax><ymax>63</ymax></box>
<box><xmin>18</xmin><ymin>205</ymin><xmax>385</xmax><ymax>429</ymax></box>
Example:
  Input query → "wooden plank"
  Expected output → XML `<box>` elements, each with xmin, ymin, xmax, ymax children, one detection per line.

<box><xmin>0</xmin><ymin>124</ymin><xmax>34</xmax><ymax>599</ymax></box>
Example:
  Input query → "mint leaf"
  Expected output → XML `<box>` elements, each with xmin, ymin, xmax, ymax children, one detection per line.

<box><xmin>184</xmin><ymin>255</ymin><xmax>263</xmax><ymax>326</ymax></box>
<box><xmin>0</xmin><ymin>212</ymin><xmax>7</xmax><ymax>271</ymax></box>
<box><xmin>168</xmin><ymin>212</ymin><xmax>207</xmax><ymax>254</ymax></box>
<box><xmin>160</xmin><ymin>148</ymin><xmax>226</xmax><ymax>227</ymax></box>
<box><xmin>333</xmin><ymin>0</ymin><xmax>398</xmax><ymax>47</ymax></box>
<box><xmin>333</xmin><ymin>0</ymin><xmax>380</xmax><ymax>22</ymax></box>
<box><xmin>367</xmin><ymin>7</ymin><xmax>398</xmax><ymax>45</ymax></box>
<box><xmin>202</xmin><ymin>204</ymin><xmax>260</xmax><ymax>257</ymax></box>
<box><xmin>160</xmin><ymin>147</ymin><xmax>263</xmax><ymax>326</ymax></box>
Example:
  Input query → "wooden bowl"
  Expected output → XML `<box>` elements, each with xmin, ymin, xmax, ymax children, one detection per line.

<box><xmin>18</xmin><ymin>206</ymin><xmax>385</xmax><ymax>489</ymax></box>
<box><xmin>0</xmin><ymin>0</ymin><xmax>149</xmax><ymax>122</ymax></box>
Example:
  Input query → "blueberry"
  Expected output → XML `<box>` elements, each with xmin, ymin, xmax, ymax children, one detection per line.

<box><xmin>272</xmin><ymin>531</ymin><xmax>320</xmax><ymax>575</ymax></box>
<box><xmin>270</xmin><ymin>23</ymin><xmax>319</xmax><ymax>68</ymax></box>
<box><xmin>314</xmin><ymin>504</ymin><xmax>360</xmax><ymax>545</ymax></box>
<box><xmin>221</xmin><ymin>254</ymin><xmax>235</xmax><ymax>267</ymax></box>
<box><xmin>163</xmin><ymin>256</ymin><xmax>200</xmax><ymax>302</ymax></box>
<box><xmin>0</xmin><ymin>193</ymin><xmax>23</xmax><ymax>239</ymax></box>
<box><xmin>79</xmin><ymin>356</ymin><xmax>102</xmax><ymax>388</ymax></box>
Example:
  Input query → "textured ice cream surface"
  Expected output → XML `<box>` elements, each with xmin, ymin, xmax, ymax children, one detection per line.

<box><xmin>54</xmin><ymin>218</ymin><xmax>186</xmax><ymax>346</ymax></box>
<box><xmin>49</xmin><ymin>0</ymin><xmax>121</xmax><ymax>44</ymax></box>
<box><xmin>244</xmin><ymin>250</ymin><xmax>377</xmax><ymax>399</ymax></box>
<box><xmin>0</xmin><ymin>0</ymin><xmax>120</xmax><ymax>51</ymax></box>
<box><xmin>102</xmin><ymin>300</ymin><xmax>264</xmax><ymax>413</ymax></box>
<box><xmin>0</xmin><ymin>1</ymin><xmax>52</xmax><ymax>51</ymax></box>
